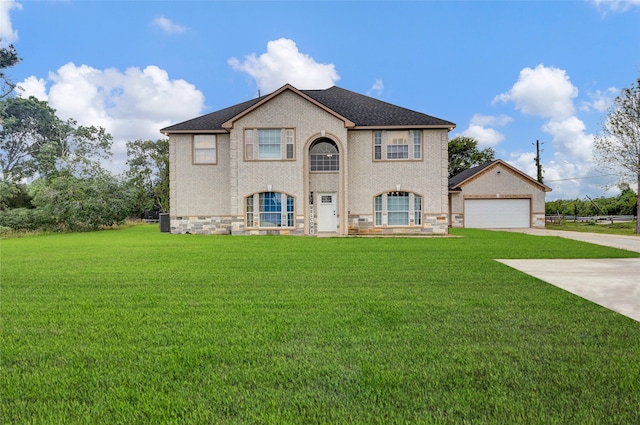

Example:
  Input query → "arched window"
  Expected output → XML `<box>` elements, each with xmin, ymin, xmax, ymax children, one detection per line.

<box><xmin>246</xmin><ymin>192</ymin><xmax>294</xmax><ymax>228</ymax></box>
<box><xmin>310</xmin><ymin>139</ymin><xmax>339</xmax><ymax>171</ymax></box>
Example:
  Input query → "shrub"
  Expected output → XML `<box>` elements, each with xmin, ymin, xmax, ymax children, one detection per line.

<box><xmin>0</xmin><ymin>207</ymin><xmax>52</xmax><ymax>231</ymax></box>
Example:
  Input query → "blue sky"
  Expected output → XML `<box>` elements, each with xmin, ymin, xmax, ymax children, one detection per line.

<box><xmin>2</xmin><ymin>0</ymin><xmax>639</xmax><ymax>199</ymax></box>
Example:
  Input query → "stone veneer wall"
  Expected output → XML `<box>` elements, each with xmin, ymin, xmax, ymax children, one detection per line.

<box><xmin>347</xmin><ymin>213</ymin><xmax>448</xmax><ymax>235</ymax></box>
<box><xmin>171</xmin><ymin>215</ymin><xmax>306</xmax><ymax>235</ymax></box>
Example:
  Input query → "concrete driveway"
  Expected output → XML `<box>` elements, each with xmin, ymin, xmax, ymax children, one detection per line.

<box><xmin>494</xmin><ymin>228</ymin><xmax>640</xmax><ymax>322</ymax></box>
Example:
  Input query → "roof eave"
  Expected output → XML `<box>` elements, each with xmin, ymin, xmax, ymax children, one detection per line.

<box><xmin>161</xmin><ymin>129</ymin><xmax>229</xmax><ymax>135</ymax></box>
<box><xmin>353</xmin><ymin>124</ymin><xmax>456</xmax><ymax>130</ymax></box>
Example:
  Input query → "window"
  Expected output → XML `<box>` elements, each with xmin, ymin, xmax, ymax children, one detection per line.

<box><xmin>387</xmin><ymin>131</ymin><xmax>409</xmax><ymax>159</ymax></box>
<box><xmin>374</xmin><ymin>192</ymin><xmax>422</xmax><ymax>227</ymax></box>
<box><xmin>258</xmin><ymin>129</ymin><xmax>281</xmax><ymax>159</ymax></box>
<box><xmin>387</xmin><ymin>192</ymin><xmax>410</xmax><ymax>225</ymax></box>
<box><xmin>375</xmin><ymin>194</ymin><xmax>383</xmax><ymax>226</ymax></box>
<box><xmin>310</xmin><ymin>140</ymin><xmax>339</xmax><ymax>171</ymax></box>
<box><xmin>244</xmin><ymin>129</ymin><xmax>254</xmax><ymax>160</ymax></box>
<box><xmin>245</xmin><ymin>128</ymin><xmax>294</xmax><ymax>160</ymax></box>
<box><xmin>373</xmin><ymin>130</ymin><xmax>423</xmax><ymax>161</ymax></box>
<box><xmin>286</xmin><ymin>195</ymin><xmax>294</xmax><ymax>226</ymax></box>
<box><xmin>193</xmin><ymin>134</ymin><xmax>216</xmax><ymax>164</ymax></box>
<box><xmin>246</xmin><ymin>195</ymin><xmax>254</xmax><ymax>227</ymax></box>
<box><xmin>285</xmin><ymin>129</ymin><xmax>294</xmax><ymax>159</ymax></box>
<box><xmin>246</xmin><ymin>192</ymin><xmax>295</xmax><ymax>228</ymax></box>
<box><xmin>413</xmin><ymin>130</ymin><xmax>422</xmax><ymax>160</ymax></box>
<box><xmin>374</xmin><ymin>131</ymin><xmax>382</xmax><ymax>160</ymax></box>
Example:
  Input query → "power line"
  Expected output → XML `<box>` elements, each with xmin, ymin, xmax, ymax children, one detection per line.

<box><xmin>545</xmin><ymin>173</ymin><xmax>623</xmax><ymax>182</ymax></box>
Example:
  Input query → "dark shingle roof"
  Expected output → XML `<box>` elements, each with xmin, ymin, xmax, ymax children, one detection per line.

<box><xmin>448</xmin><ymin>159</ymin><xmax>553</xmax><ymax>192</ymax></box>
<box><xmin>161</xmin><ymin>85</ymin><xmax>455</xmax><ymax>133</ymax></box>
<box><xmin>302</xmin><ymin>86</ymin><xmax>455</xmax><ymax>127</ymax></box>
<box><xmin>161</xmin><ymin>96</ymin><xmax>265</xmax><ymax>132</ymax></box>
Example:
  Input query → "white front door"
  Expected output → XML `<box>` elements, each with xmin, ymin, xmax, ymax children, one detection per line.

<box><xmin>317</xmin><ymin>192</ymin><xmax>337</xmax><ymax>232</ymax></box>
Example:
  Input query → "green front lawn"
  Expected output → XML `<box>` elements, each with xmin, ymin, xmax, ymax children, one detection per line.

<box><xmin>2</xmin><ymin>226</ymin><xmax>639</xmax><ymax>424</ymax></box>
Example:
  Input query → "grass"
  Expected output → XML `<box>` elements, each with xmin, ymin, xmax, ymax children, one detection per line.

<box><xmin>2</xmin><ymin>225</ymin><xmax>640</xmax><ymax>424</ymax></box>
<box><xmin>545</xmin><ymin>220</ymin><xmax>639</xmax><ymax>236</ymax></box>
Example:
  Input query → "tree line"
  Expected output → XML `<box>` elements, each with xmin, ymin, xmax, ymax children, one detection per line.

<box><xmin>545</xmin><ymin>184</ymin><xmax>637</xmax><ymax>218</ymax></box>
<box><xmin>0</xmin><ymin>43</ymin><xmax>168</xmax><ymax>233</ymax></box>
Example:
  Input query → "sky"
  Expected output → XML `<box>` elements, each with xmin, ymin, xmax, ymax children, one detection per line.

<box><xmin>1</xmin><ymin>0</ymin><xmax>639</xmax><ymax>200</ymax></box>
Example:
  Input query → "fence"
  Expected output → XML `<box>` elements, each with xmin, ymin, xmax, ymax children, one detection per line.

<box><xmin>546</xmin><ymin>215</ymin><xmax>637</xmax><ymax>224</ymax></box>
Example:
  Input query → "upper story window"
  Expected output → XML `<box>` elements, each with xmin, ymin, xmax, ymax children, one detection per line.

<box><xmin>193</xmin><ymin>134</ymin><xmax>216</xmax><ymax>164</ymax></box>
<box><xmin>373</xmin><ymin>130</ymin><xmax>423</xmax><ymax>161</ymax></box>
<box><xmin>244</xmin><ymin>128</ymin><xmax>295</xmax><ymax>160</ymax></box>
<box><xmin>387</xmin><ymin>131</ymin><xmax>409</xmax><ymax>159</ymax></box>
<box><xmin>310</xmin><ymin>139</ymin><xmax>339</xmax><ymax>172</ymax></box>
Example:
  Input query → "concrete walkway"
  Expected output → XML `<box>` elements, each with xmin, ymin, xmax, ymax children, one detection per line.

<box><xmin>494</xmin><ymin>228</ymin><xmax>640</xmax><ymax>322</ymax></box>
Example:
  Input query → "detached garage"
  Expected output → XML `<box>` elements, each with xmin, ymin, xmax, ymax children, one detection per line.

<box><xmin>449</xmin><ymin>160</ymin><xmax>551</xmax><ymax>229</ymax></box>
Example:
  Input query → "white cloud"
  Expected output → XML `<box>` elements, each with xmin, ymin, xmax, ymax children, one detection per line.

<box><xmin>457</xmin><ymin>114</ymin><xmax>511</xmax><ymax>148</ymax></box>
<box><xmin>493</xmin><ymin>64</ymin><xmax>606</xmax><ymax>198</ymax></box>
<box><xmin>591</xmin><ymin>0</ymin><xmax>640</xmax><ymax>13</ymax></box>
<box><xmin>17</xmin><ymin>63</ymin><xmax>205</xmax><ymax>172</ymax></box>
<box><xmin>0</xmin><ymin>0</ymin><xmax>21</xmax><ymax>45</ymax></box>
<box><xmin>151</xmin><ymin>16</ymin><xmax>187</xmax><ymax>35</ymax></box>
<box><xmin>494</xmin><ymin>64</ymin><xmax>578</xmax><ymax>119</ymax></box>
<box><xmin>580</xmin><ymin>87</ymin><xmax>618</xmax><ymax>112</ymax></box>
<box><xmin>367</xmin><ymin>79</ymin><xmax>384</xmax><ymax>97</ymax></box>
<box><xmin>16</xmin><ymin>76</ymin><xmax>48</xmax><ymax>100</ymax></box>
<box><xmin>543</xmin><ymin>116</ymin><xmax>593</xmax><ymax>162</ymax></box>
<box><xmin>228</xmin><ymin>38</ymin><xmax>340</xmax><ymax>93</ymax></box>
<box><xmin>460</xmin><ymin>125</ymin><xmax>505</xmax><ymax>148</ymax></box>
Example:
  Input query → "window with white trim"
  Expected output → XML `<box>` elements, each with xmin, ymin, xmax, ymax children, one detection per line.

<box><xmin>374</xmin><ymin>192</ymin><xmax>423</xmax><ymax>227</ymax></box>
<box><xmin>310</xmin><ymin>140</ymin><xmax>339</xmax><ymax>171</ymax></box>
<box><xmin>372</xmin><ymin>130</ymin><xmax>423</xmax><ymax>161</ymax></box>
<box><xmin>246</xmin><ymin>192</ymin><xmax>295</xmax><ymax>228</ymax></box>
<box><xmin>374</xmin><ymin>194</ymin><xmax>383</xmax><ymax>226</ymax></box>
<box><xmin>414</xmin><ymin>194</ymin><xmax>422</xmax><ymax>225</ymax></box>
<box><xmin>387</xmin><ymin>192</ymin><xmax>410</xmax><ymax>225</ymax></box>
<box><xmin>193</xmin><ymin>134</ymin><xmax>216</xmax><ymax>164</ymax></box>
<box><xmin>244</xmin><ymin>128</ymin><xmax>295</xmax><ymax>160</ymax></box>
<box><xmin>387</xmin><ymin>131</ymin><xmax>409</xmax><ymax>159</ymax></box>
<box><xmin>413</xmin><ymin>131</ymin><xmax>422</xmax><ymax>160</ymax></box>
<box><xmin>374</xmin><ymin>131</ymin><xmax>382</xmax><ymax>160</ymax></box>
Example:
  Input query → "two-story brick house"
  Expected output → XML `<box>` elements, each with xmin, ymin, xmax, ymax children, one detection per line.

<box><xmin>161</xmin><ymin>84</ymin><xmax>455</xmax><ymax>235</ymax></box>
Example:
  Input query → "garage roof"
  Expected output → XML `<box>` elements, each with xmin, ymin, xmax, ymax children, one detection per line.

<box><xmin>449</xmin><ymin>160</ymin><xmax>552</xmax><ymax>192</ymax></box>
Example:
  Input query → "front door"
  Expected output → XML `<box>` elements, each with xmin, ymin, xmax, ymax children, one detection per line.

<box><xmin>317</xmin><ymin>192</ymin><xmax>337</xmax><ymax>232</ymax></box>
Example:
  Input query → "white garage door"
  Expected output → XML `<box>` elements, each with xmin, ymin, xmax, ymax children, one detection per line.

<box><xmin>464</xmin><ymin>199</ymin><xmax>530</xmax><ymax>228</ymax></box>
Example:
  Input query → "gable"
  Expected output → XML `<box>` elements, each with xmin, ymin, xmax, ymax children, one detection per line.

<box><xmin>449</xmin><ymin>160</ymin><xmax>552</xmax><ymax>193</ymax></box>
<box><xmin>221</xmin><ymin>84</ymin><xmax>355</xmax><ymax>130</ymax></box>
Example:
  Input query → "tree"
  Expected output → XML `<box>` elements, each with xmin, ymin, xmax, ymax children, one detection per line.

<box><xmin>615</xmin><ymin>183</ymin><xmax>638</xmax><ymax>216</ymax></box>
<box><xmin>125</xmin><ymin>139</ymin><xmax>170</xmax><ymax>214</ymax></box>
<box><xmin>0</xmin><ymin>96</ymin><xmax>63</xmax><ymax>182</ymax></box>
<box><xmin>0</xmin><ymin>42</ymin><xmax>21</xmax><ymax>99</ymax></box>
<box><xmin>448</xmin><ymin>136</ymin><xmax>496</xmax><ymax>178</ymax></box>
<box><xmin>30</xmin><ymin>170</ymin><xmax>132</xmax><ymax>231</ymax></box>
<box><xmin>0</xmin><ymin>96</ymin><xmax>113</xmax><ymax>183</ymax></box>
<box><xmin>594</xmin><ymin>77</ymin><xmax>640</xmax><ymax>233</ymax></box>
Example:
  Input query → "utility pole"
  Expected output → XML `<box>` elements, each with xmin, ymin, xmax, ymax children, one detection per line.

<box><xmin>534</xmin><ymin>140</ymin><xmax>544</xmax><ymax>184</ymax></box>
